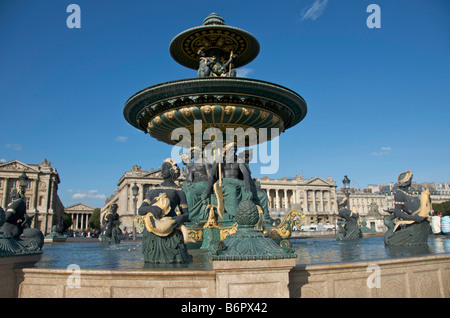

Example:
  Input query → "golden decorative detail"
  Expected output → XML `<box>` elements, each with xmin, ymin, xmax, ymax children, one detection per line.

<box><xmin>243</xmin><ymin>108</ymin><xmax>254</xmax><ymax>116</ymax></box>
<box><xmin>219</xmin><ymin>222</ymin><xmax>238</xmax><ymax>241</ymax></box>
<box><xmin>224</xmin><ymin>105</ymin><xmax>235</xmax><ymax>115</ymax></box>
<box><xmin>138</xmin><ymin>193</ymin><xmax>195</xmax><ymax>244</ymax></box>
<box><xmin>260</xmin><ymin>111</ymin><xmax>269</xmax><ymax>120</ymax></box>
<box><xmin>154</xmin><ymin>116</ymin><xmax>162</xmax><ymax>124</ymax></box>
<box><xmin>166</xmin><ymin>110</ymin><xmax>176</xmax><ymax>119</ymax></box>
<box><xmin>188</xmin><ymin>228</ymin><xmax>203</xmax><ymax>241</ymax></box>
<box><xmin>201</xmin><ymin>105</ymin><xmax>212</xmax><ymax>114</ymax></box>
<box><xmin>134</xmin><ymin>215</ymin><xmax>145</xmax><ymax>234</ymax></box>
<box><xmin>181</xmin><ymin>107</ymin><xmax>192</xmax><ymax>116</ymax></box>
<box><xmin>398</xmin><ymin>170</ymin><xmax>413</xmax><ymax>184</ymax></box>
<box><xmin>266</xmin><ymin>209</ymin><xmax>305</xmax><ymax>239</ymax></box>
<box><xmin>393</xmin><ymin>189</ymin><xmax>431</xmax><ymax>232</ymax></box>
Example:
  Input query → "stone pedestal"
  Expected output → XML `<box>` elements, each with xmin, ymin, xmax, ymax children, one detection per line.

<box><xmin>0</xmin><ymin>253</ymin><xmax>42</xmax><ymax>298</ymax></box>
<box><xmin>212</xmin><ymin>258</ymin><xmax>296</xmax><ymax>298</ymax></box>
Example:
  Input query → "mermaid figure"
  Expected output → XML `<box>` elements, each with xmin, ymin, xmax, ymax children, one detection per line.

<box><xmin>138</xmin><ymin>158</ymin><xmax>193</xmax><ymax>263</ymax></box>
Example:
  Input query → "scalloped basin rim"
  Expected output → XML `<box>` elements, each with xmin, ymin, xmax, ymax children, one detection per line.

<box><xmin>123</xmin><ymin>77</ymin><xmax>307</xmax><ymax>132</ymax></box>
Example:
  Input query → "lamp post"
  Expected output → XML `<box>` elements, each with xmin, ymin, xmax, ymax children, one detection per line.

<box><xmin>18</xmin><ymin>171</ymin><xmax>29</xmax><ymax>197</ymax></box>
<box><xmin>132</xmin><ymin>182</ymin><xmax>139</xmax><ymax>240</ymax></box>
<box><xmin>342</xmin><ymin>175</ymin><xmax>350</xmax><ymax>208</ymax></box>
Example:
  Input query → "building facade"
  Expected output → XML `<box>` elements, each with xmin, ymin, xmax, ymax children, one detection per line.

<box><xmin>256</xmin><ymin>174</ymin><xmax>339</xmax><ymax>228</ymax></box>
<box><xmin>65</xmin><ymin>202</ymin><xmax>95</xmax><ymax>231</ymax></box>
<box><xmin>0</xmin><ymin>159</ymin><xmax>64</xmax><ymax>235</ymax></box>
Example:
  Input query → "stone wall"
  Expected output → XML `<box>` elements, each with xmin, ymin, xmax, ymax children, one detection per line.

<box><xmin>289</xmin><ymin>254</ymin><xmax>450</xmax><ymax>298</ymax></box>
<box><xmin>12</xmin><ymin>254</ymin><xmax>450</xmax><ymax>298</ymax></box>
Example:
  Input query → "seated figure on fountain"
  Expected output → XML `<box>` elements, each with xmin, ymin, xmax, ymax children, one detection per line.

<box><xmin>336</xmin><ymin>196</ymin><xmax>361</xmax><ymax>241</ymax></box>
<box><xmin>0</xmin><ymin>188</ymin><xmax>44</xmax><ymax>254</ymax></box>
<box><xmin>203</xmin><ymin>142</ymin><xmax>255</xmax><ymax>222</ymax></box>
<box><xmin>100</xmin><ymin>202</ymin><xmax>121</xmax><ymax>244</ymax></box>
<box><xmin>384</xmin><ymin>170</ymin><xmax>430</xmax><ymax>246</ymax></box>
<box><xmin>238</xmin><ymin>149</ymin><xmax>272</xmax><ymax>225</ymax></box>
<box><xmin>138</xmin><ymin>158</ymin><xmax>192</xmax><ymax>263</ymax></box>
<box><xmin>197</xmin><ymin>48</ymin><xmax>236</xmax><ymax>78</ymax></box>
<box><xmin>181</xmin><ymin>146</ymin><xmax>212</xmax><ymax>225</ymax></box>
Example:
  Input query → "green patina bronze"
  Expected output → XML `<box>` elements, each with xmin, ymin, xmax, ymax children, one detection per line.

<box><xmin>209</xmin><ymin>200</ymin><xmax>296</xmax><ymax>261</ymax></box>
<box><xmin>0</xmin><ymin>190</ymin><xmax>44</xmax><ymax>257</ymax></box>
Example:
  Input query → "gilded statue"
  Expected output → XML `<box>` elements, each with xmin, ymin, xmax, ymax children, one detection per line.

<box><xmin>384</xmin><ymin>170</ymin><xmax>430</xmax><ymax>246</ymax></box>
<box><xmin>138</xmin><ymin>158</ymin><xmax>193</xmax><ymax>263</ymax></box>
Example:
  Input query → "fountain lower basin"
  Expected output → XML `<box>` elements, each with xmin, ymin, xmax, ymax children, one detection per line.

<box><xmin>13</xmin><ymin>236</ymin><xmax>450</xmax><ymax>298</ymax></box>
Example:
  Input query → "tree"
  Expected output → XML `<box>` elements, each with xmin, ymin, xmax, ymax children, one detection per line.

<box><xmin>432</xmin><ymin>200</ymin><xmax>450</xmax><ymax>216</ymax></box>
<box><xmin>62</xmin><ymin>213</ymin><xmax>73</xmax><ymax>232</ymax></box>
<box><xmin>88</xmin><ymin>208</ymin><xmax>101</xmax><ymax>230</ymax></box>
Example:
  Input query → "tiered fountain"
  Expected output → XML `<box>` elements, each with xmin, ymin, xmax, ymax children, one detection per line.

<box><xmin>124</xmin><ymin>13</ymin><xmax>306</xmax><ymax>248</ymax></box>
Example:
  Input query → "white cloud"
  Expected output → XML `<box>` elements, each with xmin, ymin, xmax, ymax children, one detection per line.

<box><xmin>114</xmin><ymin>136</ymin><xmax>128</xmax><ymax>142</ymax></box>
<box><xmin>0</xmin><ymin>159</ymin><xmax>6</xmax><ymax>163</ymax></box>
<box><xmin>371</xmin><ymin>146</ymin><xmax>392</xmax><ymax>156</ymax></box>
<box><xmin>236</xmin><ymin>68</ymin><xmax>254</xmax><ymax>78</ymax></box>
<box><xmin>301</xmin><ymin>0</ymin><xmax>329</xmax><ymax>21</ymax></box>
<box><xmin>68</xmin><ymin>189</ymin><xmax>107</xmax><ymax>200</ymax></box>
<box><xmin>5</xmin><ymin>144</ymin><xmax>22</xmax><ymax>151</ymax></box>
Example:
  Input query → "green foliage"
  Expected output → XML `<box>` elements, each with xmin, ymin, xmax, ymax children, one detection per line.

<box><xmin>62</xmin><ymin>213</ymin><xmax>73</xmax><ymax>232</ymax></box>
<box><xmin>432</xmin><ymin>200</ymin><xmax>450</xmax><ymax>216</ymax></box>
<box><xmin>88</xmin><ymin>208</ymin><xmax>101</xmax><ymax>230</ymax></box>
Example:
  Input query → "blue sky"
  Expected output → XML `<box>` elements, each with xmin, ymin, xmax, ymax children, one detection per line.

<box><xmin>1</xmin><ymin>0</ymin><xmax>449</xmax><ymax>208</ymax></box>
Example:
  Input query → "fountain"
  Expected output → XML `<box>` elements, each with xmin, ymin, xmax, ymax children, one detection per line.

<box><xmin>7</xmin><ymin>14</ymin><xmax>450</xmax><ymax>298</ymax></box>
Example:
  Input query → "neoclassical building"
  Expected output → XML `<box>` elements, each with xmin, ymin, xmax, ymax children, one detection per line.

<box><xmin>256</xmin><ymin>174</ymin><xmax>339</xmax><ymax>227</ymax></box>
<box><xmin>64</xmin><ymin>202</ymin><xmax>95</xmax><ymax>231</ymax></box>
<box><xmin>0</xmin><ymin>159</ymin><xmax>64</xmax><ymax>235</ymax></box>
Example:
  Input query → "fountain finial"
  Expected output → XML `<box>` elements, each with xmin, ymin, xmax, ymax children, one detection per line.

<box><xmin>203</xmin><ymin>13</ymin><xmax>225</xmax><ymax>25</ymax></box>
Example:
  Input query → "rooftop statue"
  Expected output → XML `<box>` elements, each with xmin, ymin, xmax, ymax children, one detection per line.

<box><xmin>137</xmin><ymin>159</ymin><xmax>193</xmax><ymax>263</ymax></box>
<box><xmin>384</xmin><ymin>170</ymin><xmax>430</xmax><ymax>246</ymax></box>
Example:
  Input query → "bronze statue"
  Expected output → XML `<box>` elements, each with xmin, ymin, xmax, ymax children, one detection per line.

<box><xmin>138</xmin><ymin>158</ymin><xmax>193</xmax><ymax>263</ymax></box>
<box><xmin>203</xmin><ymin>142</ymin><xmax>253</xmax><ymax>221</ymax></box>
<box><xmin>100</xmin><ymin>202</ymin><xmax>121</xmax><ymax>244</ymax></box>
<box><xmin>197</xmin><ymin>48</ymin><xmax>215</xmax><ymax>78</ymax></box>
<box><xmin>384</xmin><ymin>170</ymin><xmax>430</xmax><ymax>246</ymax></box>
<box><xmin>336</xmin><ymin>196</ymin><xmax>362</xmax><ymax>241</ymax></box>
<box><xmin>181</xmin><ymin>147</ymin><xmax>212</xmax><ymax>224</ymax></box>
<box><xmin>0</xmin><ymin>188</ymin><xmax>44</xmax><ymax>255</ymax></box>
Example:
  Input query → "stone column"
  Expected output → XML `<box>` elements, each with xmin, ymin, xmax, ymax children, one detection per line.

<box><xmin>312</xmin><ymin>191</ymin><xmax>316</xmax><ymax>212</ymax></box>
<box><xmin>275</xmin><ymin>189</ymin><xmax>280</xmax><ymax>209</ymax></box>
<box><xmin>284</xmin><ymin>189</ymin><xmax>288</xmax><ymax>210</ymax></box>
<box><xmin>2</xmin><ymin>178</ymin><xmax>9</xmax><ymax>208</ymax></box>
<box><xmin>321</xmin><ymin>191</ymin><xmax>325</xmax><ymax>212</ymax></box>
<box><xmin>304</xmin><ymin>190</ymin><xmax>308</xmax><ymax>212</ymax></box>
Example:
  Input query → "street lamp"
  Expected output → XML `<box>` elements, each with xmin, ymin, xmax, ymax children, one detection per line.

<box><xmin>18</xmin><ymin>171</ymin><xmax>29</xmax><ymax>196</ymax></box>
<box><xmin>342</xmin><ymin>175</ymin><xmax>350</xmax><ymax>207</ymax></box>
<box><xmin>132</xmin><ymin>183</ymin><xmax>139</xmax><ymax>240</ymax></box>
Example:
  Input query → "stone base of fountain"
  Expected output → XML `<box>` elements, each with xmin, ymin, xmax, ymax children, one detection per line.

<box><xmin>0</xmin><ymin>253</ymin><xmax>42</xmax><ymax>297</ymax></box>
<box><xmin>12</xmin><ymin>253</ymin><xmax>450</xmax><ymax>298</ymax></box>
